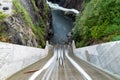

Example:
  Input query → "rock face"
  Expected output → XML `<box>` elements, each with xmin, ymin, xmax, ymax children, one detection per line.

<box><xmin>19</xmin><ymin>0</ymin><xmax>38</xmax><ymax>24</ymax></box>
<box><xmin>48</xmin><ymin>0</ymin><xmax>84</xmax><ymax>10</ymax></box>
<box><xmin>0</xmin><ymin>0</ymin><xmax>51</xmax><ymax>47</ymax></box>
<box><xmin>3</xmin><ymin>15</ymin><xmax>38</xmax><ymax>47</ymax></box>
<box><xmin>63</xmin><ymin>0</ymin><xmax>84</xmax><ymax>10</ymax></box>
<box><xmin>37</xmin><ymin>0</ymin><xmax>53</xmax><ymax>41</ymax></box>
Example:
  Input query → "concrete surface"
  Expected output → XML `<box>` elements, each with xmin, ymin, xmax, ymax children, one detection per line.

<box><xmin>6</xmin><ymin>45</ymin><xmax>120</xmax><ymax>80</ymax></box>
<box><xmin>74</xmin><ymin>41</ymin><xmax>120</xmax><ymax>77</ymax></box>
<box><xmin>0</xmin><ymin>42</ymin><xmax>47</xmax><ymax>80</ymax></box>
<box><xmin>7</xmin><ymin>46</ymin><xmax>53</xmax><ymax>80</ymax></box>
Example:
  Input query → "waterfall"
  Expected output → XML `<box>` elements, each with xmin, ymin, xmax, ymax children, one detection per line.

<box><xmin>46</xmin><ymin>0</ymin><xmax>79</xmax><ymax>14</ymax></box>
<box><xmin>46</xmin><ymin>0</ymin><xmax>76</xmax><ymax>44</ymax></box>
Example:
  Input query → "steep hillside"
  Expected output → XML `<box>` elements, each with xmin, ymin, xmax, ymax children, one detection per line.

<box><xmin>0</xmin><ymin>0</ymin><xmax>51</xmax><ymax>47</ymax></box>
<box><xmin>73</xmin><ymin>0</ymin><xmax>120</xmax><ymax>47</ymax></box>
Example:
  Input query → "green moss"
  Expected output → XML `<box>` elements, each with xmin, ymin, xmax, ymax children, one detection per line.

<box><xmin>0</xmin><ymin>25</ymin><xmax>5</xmax><ymax>31</ymax></box>
<box><xmin>0</xmin><ymin>26</ymin><xmax>6</xmax><ymax>38</ymax></box>
<box><xmin>43</xmin><ymin>3</ymin><xmax>50</xmax><ymax>18</ymax></box>
<box><xmin>13</xmin><ymin>0</ymin><xmax>34</xmax><ymax>29</ymax></box>
<box><xmin>0</xmin><ymin>12</ymin><xmax>6</xmax><ymax>21</ymax></box>
<box><xmin>31</xmin><ymin>0</ymin><xmax>39</xmax><ymax>12</ymax></box>
<box><xmin>0</xmin><ymin>13</ymin><xmax>7</xmax><ymax>40</ymax></box>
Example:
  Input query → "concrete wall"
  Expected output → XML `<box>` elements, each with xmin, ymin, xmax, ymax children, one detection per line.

<box><xmin>74</xmin><ymin>41</ymin><xmax>120</xmax><ymax>77</ymax></box>
<box><xmin>0</xmin><ymin>42</ymin><xmax>48</xmax><ymax>80</ymax></box>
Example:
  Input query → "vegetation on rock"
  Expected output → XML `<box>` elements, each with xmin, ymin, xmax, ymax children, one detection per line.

<box><xmin>0</xmin><ymin>12</ymin><xmax>6</xmax><ymax>21</ymax></box>
<box><xmin>13</xmin><ymin>0</ymin><xmax>47</xmax><ymax>47</ymax></box>
<box><xmin>73</xmin><ymin>0</ymin><xmax>120</xmax><ymax>47</ymax></box>
<box><xmin>0</xmin><ymin>0</ymin><xmax>51</xmax><ymax>47</ymax></box>
<box><xmin>0</xmin><ymin>25</ymin><xmax>7</xmax><ymax>42</ymax></box>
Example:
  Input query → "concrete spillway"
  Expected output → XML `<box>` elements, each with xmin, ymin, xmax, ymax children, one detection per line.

<box><xmin>7</xmin><ymin>45</ymin><xmax>119</xmax><ymax>80</ymax></box>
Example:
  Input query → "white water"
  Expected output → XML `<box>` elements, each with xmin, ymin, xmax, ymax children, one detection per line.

<box><xmin>46</xmin><ymin>0</ymin><xmax>79</xmax><ymax>14</ymax></box>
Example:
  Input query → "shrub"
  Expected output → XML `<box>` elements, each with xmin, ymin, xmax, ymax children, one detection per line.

<box><xmin>112</xmin><ymin>35</ymin><xmax>120</xmax><ymax>41</ymax></box>
<box><xmin>74</xmin><ymin>0</ymin><xmax>120</xmax><ymax>47</ymax></box>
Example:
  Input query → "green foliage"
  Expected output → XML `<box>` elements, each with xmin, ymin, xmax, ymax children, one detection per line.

<box><xmin>0</xmin><ymin>12</ymin><xmax>6</xmax><ymax>21</ymax></box>
<box><xmin>104</xmin><ymin>25</ymin><xmax>120</xmax><ymax>36</ymax></box>
<box><xmin>85</xmin><ymin>0</ymin><xmax>91</xmax><ymax>3</ymax></box>
<box><xmin>13</xmin><ymin>0</ymin><xmax>34</xmax><ymax>29</ymax></box>
<box><xmin>0</xmin><ymin>12</ymin><xmax>7</xmax><ymax>42</ymax></box>
<box><xmin>0</xmin><ymin>26</ymin><xmax>6</xmax><ymax>39</ymax></box>
<box><xmin>112</xmin><ymin>35</ymin><xmax>120</xmax><ymax>41</ymax></box>
<box><xmin>74</xmin><ymin>0</ymin><xmax>120</xmax><ymax>47</ymax></box>
<box><xmin>31</xmin><ymin>0</ymin><xmax>39</xmax><ymax>12</ymax></box>
<box><xmin>0</xmin><ymin>26</ymin><xmax>5</xmax><ymax>31</ymax></box>
<box><xmin>43</xmin><ymin>3</ymin><xmax>50</xmax><ymax>18</ymax></box>
<box><xmin>13</xmin><ymin>0</ymin><xmax>46</xmax><ymax>47</ymax></box>
<box><xmin>90</xmin><ymin>21</ymin><xmax>108</xmax><ymax>39</ymax></box>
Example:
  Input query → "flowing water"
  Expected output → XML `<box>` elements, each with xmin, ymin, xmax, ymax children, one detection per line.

<box><xmin>50</xmin><ymin>10</ymin><xmax>73</xmax><ymax>44</ymax></box>
<box><xmin>46</xmin><ymin>0</ymin><xmax>79</xmax><ymax>44</ymax></box>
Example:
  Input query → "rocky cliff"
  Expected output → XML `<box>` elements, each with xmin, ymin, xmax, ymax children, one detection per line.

<box><xmin>0</xmin><ymin>0</ymin><xmax>51</xmax><ymax>47</ymax></box>
<box><xmin>64</xmin><ymin>0</ymin><xmax>84</xmax><ymax>10</ymax></box>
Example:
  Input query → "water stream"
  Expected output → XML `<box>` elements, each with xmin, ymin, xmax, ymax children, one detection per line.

<box><xmin>47</xmin><ymin>1</ymin><xmax>79</xmax><ymax>14</ymax></box>
<box><xmin>46</xmin><ymin>0</ymin><xmax>79</xmax><ymax>44</ymax></box>
<box><xmin>50</xmin><ymin>10</ymin><xmax>73</xmax><ymax>44</ymax></box>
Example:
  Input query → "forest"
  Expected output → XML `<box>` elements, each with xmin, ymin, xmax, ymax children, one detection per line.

<box><xmin>73</xmin><ymin>0</ymin><xmax>120</xmax><ymax>47</ymax></box>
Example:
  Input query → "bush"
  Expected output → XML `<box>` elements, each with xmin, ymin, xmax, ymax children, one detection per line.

<box><xmin>74</xmin><ymin>0</ymin><xmax>120</xmax><ymax>47</ymax></box>
<box><xmin>112</xmin><ymin>35</ymin><xmax>120</xmax><ymax>41</ymax></box>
